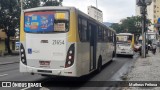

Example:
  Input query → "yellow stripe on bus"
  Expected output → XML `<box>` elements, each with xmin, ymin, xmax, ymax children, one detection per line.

<box><xmin>20</xmin><ymin>14</ymin><xmax>25</xmax><ymax>42</ymax></box>
<box><xmin>68</xmin><ymin>11</ymin><xmax>80</xmax><ymax>42</ymax></box>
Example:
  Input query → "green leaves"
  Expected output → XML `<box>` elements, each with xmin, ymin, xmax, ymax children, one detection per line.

<box><xmin>23</xmin><ymin>0</ymin><xmax>63</xmax><ymax>9</ymax></box>
<box><xmin>110</xmin><ymin>16</ymin><xmax>151</xmax><ymax>36</ymax></box>
<box><xmin>0</xmin><ymin>0</ymin><xmax>20</xmax><ymax>36</ymax></box>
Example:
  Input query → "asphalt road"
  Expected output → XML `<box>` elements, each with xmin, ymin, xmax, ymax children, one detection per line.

<box><xmin>0</xmin><ymin>54</ymin><xmax>139</xmax><ymax>90</ymax></box>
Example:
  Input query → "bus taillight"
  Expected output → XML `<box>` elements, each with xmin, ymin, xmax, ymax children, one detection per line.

<box><xmin>20</xmin><ymin>44</ymin><xmax>27</xmax><ymax>65</ymax></box>
<box><xmin>65</xmin><ymin>44</ymin><xmax>75</xmax><ymax>68</ymax></box>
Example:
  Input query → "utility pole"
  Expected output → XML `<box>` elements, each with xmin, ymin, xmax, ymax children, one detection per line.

<box><xmin>141</xmin><ymin>4</ymin><xmax>147</xmax><ymax>58</ymax></box>
<box><xmin>136</xmin><ymin>0</ymin><xmax>152</xmax><ymax>58</ymax></box>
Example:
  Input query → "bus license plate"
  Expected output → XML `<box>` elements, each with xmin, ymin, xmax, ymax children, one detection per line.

<box><xmin>39</xmin><ymin>61</ymin><xmax>50</xmax><ymax>66</ymax></box>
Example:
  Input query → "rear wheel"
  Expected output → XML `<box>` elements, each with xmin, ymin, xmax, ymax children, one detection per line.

<box><xmin>96</xmin><ymin>56</ymin><xmax>102</xmax><ymax>73</ymax></box>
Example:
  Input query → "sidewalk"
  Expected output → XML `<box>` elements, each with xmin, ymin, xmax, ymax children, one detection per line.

<box><xmin>124</xmin><ymin>49</ymin><xmax>160</xmax><ymax>90</ymax></box>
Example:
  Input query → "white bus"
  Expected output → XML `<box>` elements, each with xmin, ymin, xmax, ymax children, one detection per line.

<box><xmin>20</xmin><ymin>6</ymin><xmax>116</xmax><ymax>77</ymax></box>
<box><xmin>116</xmin><ymin>33</ymin><xmax>135</xmax><ymax>57</ymax></box>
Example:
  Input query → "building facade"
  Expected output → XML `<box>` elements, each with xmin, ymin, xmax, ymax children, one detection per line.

<box><xmin>136</xmin><ymin>0</ymin><xmax>160</xmax><ymax>31</ymax></box>
<box><xmin>87</xmin><ymin>6</ymin><xmax>103</xmax><ymax>23</ymax></box>
<box><xmin>0</xmin><ymin>29</ymin><xmax>19</xmax><ymax>56</ymax></box>
<box><xmin>0</xmin><ymin>30</ymin><xmax>6</xmax><ymax>56</ymax></box>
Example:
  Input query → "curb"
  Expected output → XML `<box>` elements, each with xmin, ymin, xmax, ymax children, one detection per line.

<box><xmin>0</xmin><ymin>61</ymin><xmax>19</xmax><ymax>65</ymax></box>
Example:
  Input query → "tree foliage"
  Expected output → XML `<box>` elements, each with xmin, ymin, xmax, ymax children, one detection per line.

<box><xmin>110</xmin><ymin>16</ymin><xmax>151</xmax><ymax>37</ymax></box>
<box><xmin>23</xmin><ymin>0</ymin><xmax>63</xmax><ymax>9</ymax></box>
<box><xmin>0</xmin><ymin>0</ymin><xmax>20</xmax><ymax>54</ymax></box>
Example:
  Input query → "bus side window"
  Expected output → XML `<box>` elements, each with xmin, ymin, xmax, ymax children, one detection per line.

<box><xmin>78</xmin><ymin>17</ymin><xmax>88</xmax><ymax>42</ymax></box>
<box><xmin>98</xmin><ymin>26</ymin><xmax>102</xmax><ymax>42</ymax></box>
<box><xmin>108</xmin><ymin>30</ymin><xmax>111</xmax><ymax>42</ymax></box>
<box><xmin>81</xmin><ymin>19</ymin><xmax>88</xmax><ymax>42</ymax></box>
<box><xmin>78</xmin><ymin>17</ymin><xmax>82</xmax><ymax>40</ymax></box>
<box><xmin>104</xmin><ymin>29</ymin><xmax>108</xmax><ymax>42</ymax></box>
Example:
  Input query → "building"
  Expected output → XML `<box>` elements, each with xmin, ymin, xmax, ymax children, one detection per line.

<box><xmin>0</xmin><ymin>29</ymin><xmax>19</xmax><ymax>56</ymax></box>
<box><xmin>88</xmin><ymin>6</ymin><xmax>103</xmax><ymax>23</ymax></box>
<box><xmin>0</xmin><ymin>29</ymin><xmax>7</xmax><ymax>56</ymax></box>
<box><xmin>135</xmin><ymin>0</ymin><xmax>160</xmax><ymax>31</ymax></box>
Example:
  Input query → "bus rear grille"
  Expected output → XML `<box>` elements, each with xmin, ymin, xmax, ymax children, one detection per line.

<box><xmin>37</xmin><ymin>70</ymin><xmax>52</xmax><ymax>73</ymax></box>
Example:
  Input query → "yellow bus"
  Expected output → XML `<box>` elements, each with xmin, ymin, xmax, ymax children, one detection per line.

<box><xmin>20</xmin><ymin>6</ymin><xmax>116</xmax><ymax>77</ymax></box>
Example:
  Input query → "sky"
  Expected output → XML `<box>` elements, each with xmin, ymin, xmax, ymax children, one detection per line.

<box><xmin>63</xmin><ymin>0</ymin><xmax>136</xmax><ymax>23</ymax></box>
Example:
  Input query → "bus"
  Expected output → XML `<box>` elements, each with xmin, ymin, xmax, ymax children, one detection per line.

<box><xmin>19</xmin><ymin>6</ymin><xmax>116</xmax><ymax>77</ymax></box>
<box><xmin>116</xmin><ymin>33</ymin><xmax>135</xmax><ymax>57</ymax></box>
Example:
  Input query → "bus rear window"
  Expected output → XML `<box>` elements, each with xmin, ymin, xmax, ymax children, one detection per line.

<box><xmin>24</xmin><ymin>11</ymin><xmax>69</xmax><ymax>33</ymax></box>
<box><xmin>116</xmin><ymin>35</ymin><xmax>132</xmax><ymax>43</ymax></box>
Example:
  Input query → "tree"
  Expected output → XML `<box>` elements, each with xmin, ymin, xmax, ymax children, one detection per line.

<box><xmin>0</xmin><ymin>0</ymin><xmax>20</xmax><ymax>54</ymax></box>
<box><xmin>110</xmin><ymin>16</ymin><xmax>151</xmax><ymax>37</ymax></box>
<box><xmin>110</xmin><ymin>23</ymin><xmax>122</xmax><ymax>33</ymax></box>
<box><xmin>23</xmin><ymin>0</ymin><xmax>41</xmax><ymax>9</ymax></box>
<box><xmin>23</xmin><ymin>0</ymin><xmax>63</xmax><ymax>9</ymax></box>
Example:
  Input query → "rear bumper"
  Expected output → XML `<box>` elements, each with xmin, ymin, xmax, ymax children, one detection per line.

<box><xmin>116</xmin><ymin>50</ymin><xmax>134</xmax><ymax>55</ymax></box>
<box><xmin>20</xmin><ymin>62</ymin><xmax>79</xmax><ymax>77</ymax></box>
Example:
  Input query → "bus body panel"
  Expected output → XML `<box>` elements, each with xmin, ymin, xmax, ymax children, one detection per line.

<box><xmin>76</xmin><ymin>42</ymin><xmax>90</xmax><ymax>75</ymax></box>
<box><xmin>25</xmin><ymin>33</ymin><xmax>67</xmax><ymax>69</ymax></box>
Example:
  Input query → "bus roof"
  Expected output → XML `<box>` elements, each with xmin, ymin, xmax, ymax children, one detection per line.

<box><xmin>23</xmin><ymin>6</ymin><xmax>75</xmax><ymax>12</ymax></box>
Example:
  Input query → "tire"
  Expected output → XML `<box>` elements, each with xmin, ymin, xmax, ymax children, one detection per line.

<box><xmin>116</xmin><ymin>54</ymin><xmax>119</xmax><ymax>57</ymax></box>
<box><xmin>96</xmin><ymin>56</ymin><xmax>102</xmax><ymax>73</ymax></box>
<box><xmin>130</xmin><ymin>55</ymin><xmax>133</xmax><ymax>58</ymax></box>
<box><xmin>112</xmin><ymin>51</ymin><xmax>115</xmax><ymax>58</ymax></box>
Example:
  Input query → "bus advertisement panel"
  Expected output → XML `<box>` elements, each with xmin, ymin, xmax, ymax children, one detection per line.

<box><xmin>24</xmin><ymin>11</ymin><xmax>54</xmax><ymax>33</ymax></box>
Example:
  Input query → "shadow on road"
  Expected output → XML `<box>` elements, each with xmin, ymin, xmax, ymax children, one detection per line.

<box><xmin>33</xmin><ymin>60</ymin><xmax>114</xmax><ymax>87</ymax></box>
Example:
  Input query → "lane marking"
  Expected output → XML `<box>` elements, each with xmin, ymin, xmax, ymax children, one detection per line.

<box><xmin>0</xmin><ymin>74</ymin><xmax>8</xmax><ymax>77</ymax></box>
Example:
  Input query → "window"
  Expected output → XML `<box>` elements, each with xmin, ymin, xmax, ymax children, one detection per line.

<box><xmin>78</xmin><ymin>18</ymin><xmax>82</xmax><ymax>39</ymax></box>
<box><xmin>104</xmin><ymin>29</ymin><xmax>108</xmax><ymax>42</ymax></box>
<box><xmin>24</xmin><ymin>11</ymin><xmax>69</xmax><ymax>33</ymax></box>
<box><xmin>108</xmin><ymin>30</ymin><xmax>113</xmax><ymax>42</ymax></box>
<box><xmin>78</xmin><ymin>17</ymin><xmax>88</xmax><ymax>42</ymax></box>
<box><xmin>98</xmin><ymin>26</ymin><xmax>104</xmax><ymax>42</ymax></box>
<box><xmin>81</xmin><ymin>19</ymin><xmax>88</xmax><ymax>41</ymax></box>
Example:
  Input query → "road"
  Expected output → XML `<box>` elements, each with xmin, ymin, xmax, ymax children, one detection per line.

<box><xmin>0</xmin><ymin>54</ymin><xmax>139</xmax><ymax>90</ymax></box>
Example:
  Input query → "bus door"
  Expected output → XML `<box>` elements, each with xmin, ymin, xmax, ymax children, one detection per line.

<box><xmin>89</xmin><ymin>23</ymin><xmax>97</xmax><ymax>71</ymax></box>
